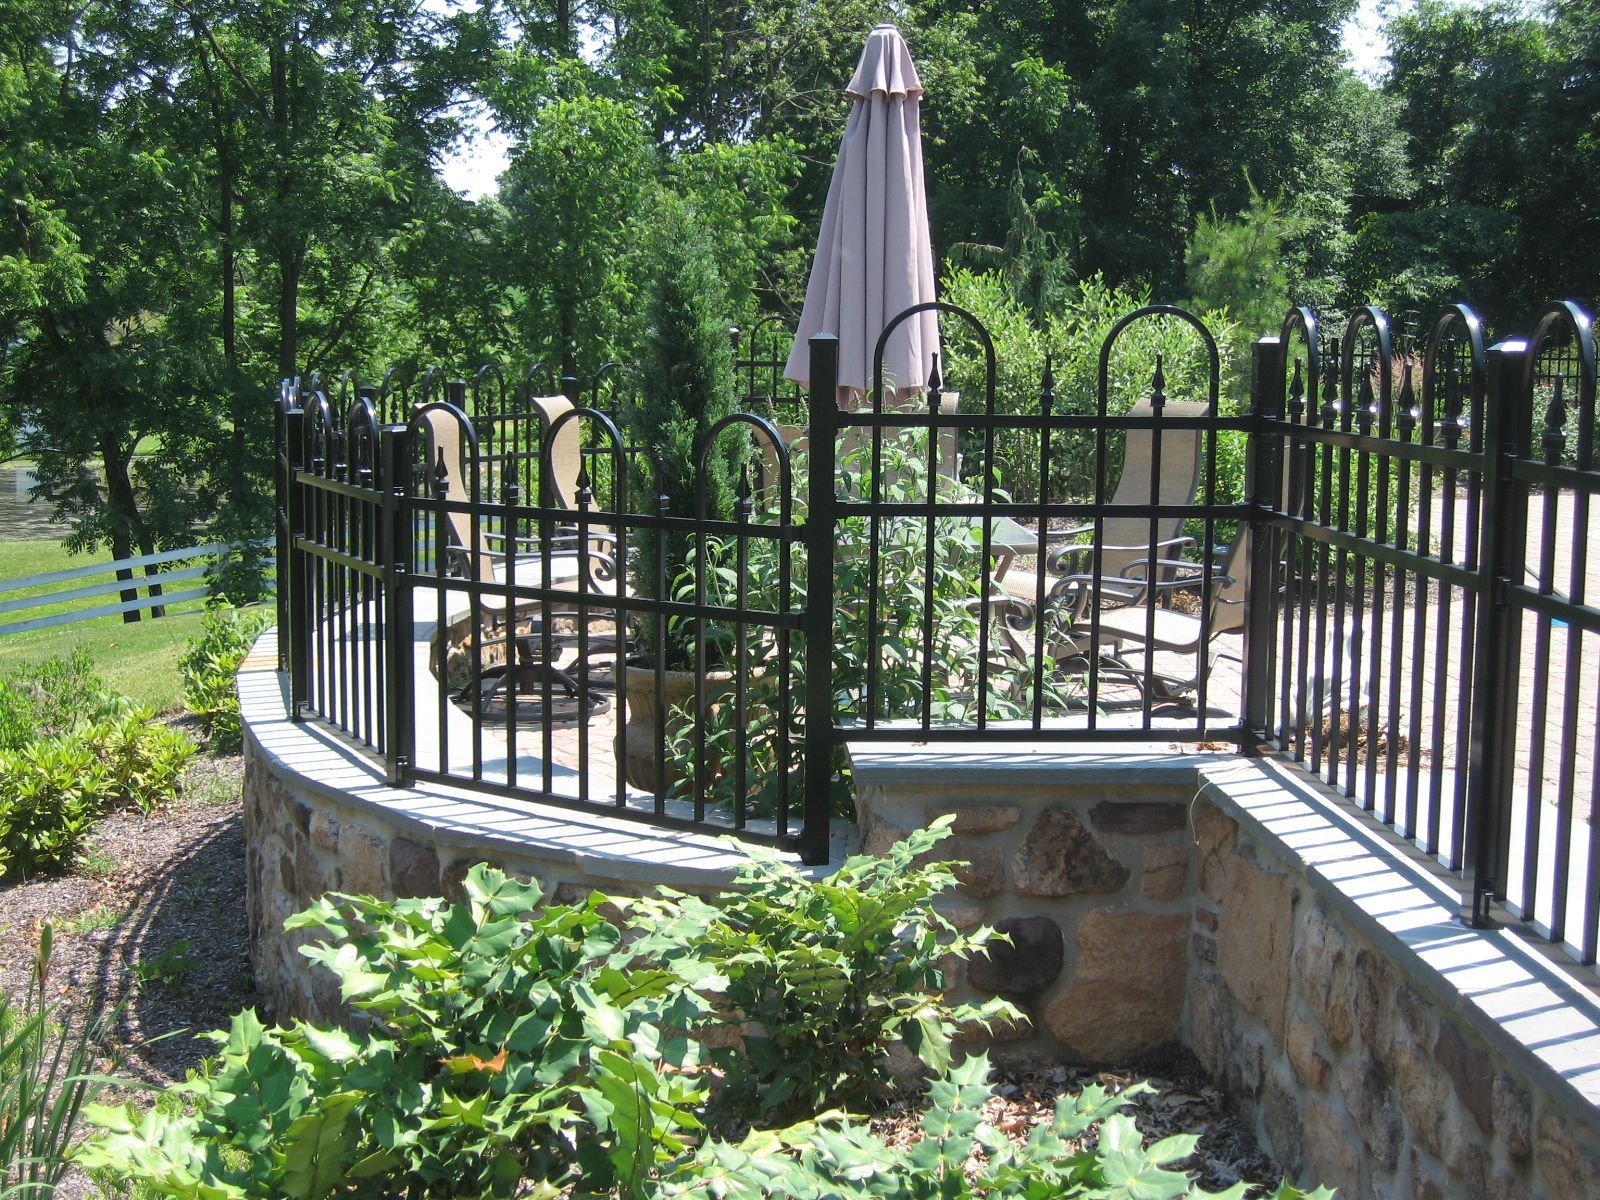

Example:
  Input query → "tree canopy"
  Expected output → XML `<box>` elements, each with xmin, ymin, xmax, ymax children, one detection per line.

<box><xmin>3</xmin><ymin>0</ymin><xmax>1596</xmax><ymax>564</ymax></box>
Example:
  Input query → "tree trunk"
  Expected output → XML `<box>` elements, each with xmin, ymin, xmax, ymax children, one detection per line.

<box><xmin>99</xmin><ymin>435</ymin><xmax>151</xmax><ymax>623</ymax></box>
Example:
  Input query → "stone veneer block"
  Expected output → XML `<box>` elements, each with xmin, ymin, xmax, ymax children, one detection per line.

<box><xmin>1191</xmin><ymin>799</ymin><xmax>1237</xmax><ymax>901</ymax></box>
<box><xmin>1044</xmin><ymin>908</ymin><xmax>1187</xmax><ymax>1060</ymax></box>
<box><xmin>1293</xmin><ymin>906</ymin><xmax>1355</xmax><ymax>1046</ymax></box>
<box><xmin>1434</xmin><ymin>1019</ymin><xmax>1494</xmax><ymax>1135</ymax></box>
<box><xmin>862</xmin><ymin>817</ymin><xmax>909</xmax><ymax>858</ymax></box>
<box><xmin>1089</xmin><ymin>800</ymin><xmax>1186</xmax><ymax>835</ymax></box>
<box><xmin>390</xmin><ymin>837</ymin><xmax>441</xmax><ymax>899</ymax></box>
<box><xmin>310</xmin><ymin>809</ymin><xmax>339</xmax><ymax>853</ymax></box>
<box><xmin>338</xmin><ymin>822</ymin><xmax>390</xmax><ymax>895</ymax></box>
<box><xmin>1301</xmin><ymin>1096</ymin><xmax>1362</xmax><ymax>1198</ymax></box>
<box><xmin>1216</xmin><ymin>856</ymin><xmax>1293</xmax><ymax>1043</ymax></box>
<box><xmin>967</xmin><ymin>915</ymin><xmax>1063</xmax><ymax>996</ymax></box>
<box><xmin>1286</xmin><ymin>1014</ymin><xmax>1331</xmax><ymax>1092</ymax></box>
<box><xmin>1011</xmin><ymin>807</ymin><xmax>1129</xmax><ymax>896</ymax></box>
<box><xmin>1140</xmin><ymin>843</ymin><xmax>1188</xmax><ymax>900</ymax></box>
<box><xmin>1537</xmin><ymin>1111</ymin><xmax>1600</xmax><ymax>1199</ymax></box>
<box><xmin>923</xmin><ymin>804</ymin><xmax>1022</xmax><ymax>834</ymax></box>
<box><xmin>1494</xmin><ymin>1073</ymin><xmax>1532</xmax><ymax>1159</ymax></box>
<box><xmin>952</xmin><ymin>843</ymin><xmax>1007</xmax><ymax>899</ymax></box>
<box><xmin>1392</xmin><ymin>1040</ymin><xmax>1451</xmax><ymax>1158</ymax></box>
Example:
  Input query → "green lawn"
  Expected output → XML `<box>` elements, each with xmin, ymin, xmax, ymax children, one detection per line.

<box><xmin>1</xmin><ymin>539</ymin><xmax>219</xmax><ymax>711</ymax></box>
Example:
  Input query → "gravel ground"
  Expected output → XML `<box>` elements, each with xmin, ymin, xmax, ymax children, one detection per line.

<box><xmin>1</xmin><ymin>744</ymin><xmax>1283</xmax><ymax>1197</ymax></box>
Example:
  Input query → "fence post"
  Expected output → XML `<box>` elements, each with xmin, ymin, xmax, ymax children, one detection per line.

<box><xmin>1463</xmin><ymin>337</ymin><xmax>1529</xmax><ymax>927</ymax></box>
<box><xmin>283</xmin><ymin>398</ymin><xmax>311</xmax><ymax>720</ymax></box>
<box><xmin>1241</xmin><ymin>336</ymin><xmax>1285</xmax><ymax>747</ymax></box>
<box><xmin>381</xmin><ymin>424</ymin><xmax>414</xmax><ymax>786</ymax></box>
<box><xmin>275</xmin><ymin>383</ymin><xmax>291</xmax><ymax>671</ymax></box>
<box><xmin>799</xmin><ymin>334</ymin><xmax>839</xmax><ymax>865</ymax></box>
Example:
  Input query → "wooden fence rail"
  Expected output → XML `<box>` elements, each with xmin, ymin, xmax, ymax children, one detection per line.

<box><xmin>0</xmin><ymin>542</ymin><xmax>228</xmax><ymax>638</ymax></box>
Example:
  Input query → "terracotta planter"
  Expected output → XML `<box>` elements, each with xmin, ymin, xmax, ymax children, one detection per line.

<box><xmin>615</xmin><ymin>664</ymin><xmax>732</xmax><ymax>794</ymax></box>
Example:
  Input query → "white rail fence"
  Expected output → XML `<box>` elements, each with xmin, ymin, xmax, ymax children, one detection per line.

<box><xmin>0</xmin><ymin>543</ymin><xmax>229</xmax><ymax>637</ymax></box>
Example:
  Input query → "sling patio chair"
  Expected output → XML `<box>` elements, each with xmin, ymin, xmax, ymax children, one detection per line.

<box><xmin>417</xmin><ymin>402</ymin><xmax>620</xmax><ymax>721</ymax></box>
<box><xmin>1066</xmin><ymin>526</ymin><xmax>1249</xmax><ymax>707</ymax></box>
<box><xmin>979</xmin><ymin>516</ymin><xmax>1243</xmax><ymax>715</ymax></box>
<box><xmin>1022</xmin><ymin>399</ymin><xmax>1207</xmax><ymax>623</ymax></box>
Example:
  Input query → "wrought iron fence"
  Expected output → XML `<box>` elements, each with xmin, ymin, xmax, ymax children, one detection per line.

<box><xmin>275</xmin><ymin>299</ymin><xmax>1600</xmax><ymax>971</ymax></box>
<box><xmin>279</xmin><ymin>369</ymin><xmax>823</xmax><ymax>859</ymax></box>
<box><xmin>1251</xmin><ymin>301</ymin><xmax>1600</xmax><ymax>958</ymax></box>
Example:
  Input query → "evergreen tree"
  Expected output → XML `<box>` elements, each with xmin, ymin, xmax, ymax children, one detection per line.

<box><xmin>631</xmin><ymin>197</ymin><xmax>741</xmax><ymax>668</ymax></box>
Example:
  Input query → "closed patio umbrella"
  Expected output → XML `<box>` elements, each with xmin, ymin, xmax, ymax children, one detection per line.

<box><xmin>783</xmin><ymin>23</ymin><xmax>939</xmax><ymax>407</ymax></box>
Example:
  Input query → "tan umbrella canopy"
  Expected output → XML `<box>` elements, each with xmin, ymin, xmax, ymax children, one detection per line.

<box><xmin>783</xmin><ymin>23</ymin><xmax>940</xmax><ymax>407</ymax></box>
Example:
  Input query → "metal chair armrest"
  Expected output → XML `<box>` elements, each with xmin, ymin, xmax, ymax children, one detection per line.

<box><xmin>1046</xmin><ymin>533</ymin><xmax>1195</xmax><ymax>576</ymax></box>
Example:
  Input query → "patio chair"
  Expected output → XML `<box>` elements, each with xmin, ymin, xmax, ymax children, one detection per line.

<box><xmin>1023</xmin><ymin>399</ymin><xmax>1206</xmax><ymax>622</ymax></box>
<box><xmin>1052</xmin><ymin>526</ymin><xmax>1371</xmax><ymax>719</ymax></box>
<box><xmin>524</xmin><ymin>395</ymin><xmax>620</xmax><ymax>589</ymax></box>
<box><xmin>417</xmin><ymin>403</ymin><xmax>617</xmax><ymax>720</ymax></box>
<box><xmin>1075</xmin><ymin>527</ymin><xmax>1249</xmax><ymax>705</ymax></box>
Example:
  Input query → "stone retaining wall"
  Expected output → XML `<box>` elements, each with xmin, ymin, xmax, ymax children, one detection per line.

<box><xmin>853</xmin><ymin>749</ymin><xmax>1600</xmax><ymax>1200</ymax></box>
<box><xmin>859</xmin><ymin>782</ymin><xmax>1199</xmax><ymax>1060</ymax></box>
<box><xmin>241</xmin><ymin>751</ymin><xmax>701</xmax><ymax>1022</ymax></box>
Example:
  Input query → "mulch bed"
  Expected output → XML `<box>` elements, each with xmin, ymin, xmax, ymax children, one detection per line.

<box><xmin>870</xmin><ymin>1047</ymin><xmax>1284</xmax><ymax>1195</ymax></box>
<box><xmin>0</xmin><ymin>751</ymin><xmax>255</xmax><ymax>1092</ymax></box>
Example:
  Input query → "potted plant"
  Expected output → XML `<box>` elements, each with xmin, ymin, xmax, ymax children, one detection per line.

<box><xmin>616</xmin><ymin>197</ymin><xmax>742</xmax><ymax>792</ymax></box>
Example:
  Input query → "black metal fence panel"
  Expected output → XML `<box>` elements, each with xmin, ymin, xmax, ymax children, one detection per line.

<box><xmin>1257</xmin><ymin>307</ymin><xmax>1492</xmax><ymax>877</ymax></box>
<box><xmin>280</xmin><ymin>369</ymin><xmax>825</xmax><ymax>861</ymax></box>
<box><xmin>1489</xmin><ymin>305</ymin><xmax>1600</xmax><ymax>959</ymax></box>
<box><xmin>806</xmin><ymin>303</ymin><xmax>1252</xmax><ymax>748</ymax></box>
<box><xmin>274</xmin><ymin>300</ymin><xmax>1600</xmax><ymax>973</ymax></box>
<box><xmin>280</xmin><ymin>385</ymin><xmax>391</xmax><ymax>758</ymax></box>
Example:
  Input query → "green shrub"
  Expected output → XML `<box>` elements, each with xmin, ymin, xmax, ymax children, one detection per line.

<box><xmin>631</xmin><ymin>196</ymin><xmax>742</xmax><ymax>670</ymax></box>
<box><xmin>0</xmin><ymin>649</ymin><xmax>128</xmax><ymax>753</ymax></box>
<box><xmin>78</xmin><ymin>843</ymin><xmax>1328</xmax><ymax>1198</ymax></box>
<box><xmin>178</xmin><ymin>602</ymin><xmax>271</xmax><ymax>753</ymax></box>
<box><xmin>79</xmin><ymin>864</ymin><xmax>718</xmax><ymax>1199</ymax></box>
<box><xmin>634</xmin><ymin>817</ymin><xmax>1020</xmax><ymax>1122</ymax></box>
<box><xmin>0</xmin><ymin>738</ymin><xmax>112</xmax><ymax>879</ymax></box>
<box><xmin>659</xmin><ymin>1051</ymin><xmax>1333</xmax><ymax>1200</ymax></box>
<box><xmin>93</xmin><ymin>709</ymin><xmax>199</xmax><ymax>814</ymax></box>
<box><xmin>0</xmin><ymin>699</ymin><xmax>196</xmax><ymax>880</ymax></box>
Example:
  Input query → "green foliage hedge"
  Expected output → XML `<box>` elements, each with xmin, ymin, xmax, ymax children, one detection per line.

<box><xmin>77</xmin><ymin>823</ymin><xmax>1331</xmax><ymax>1199</ymax></box>
<box><xmin>0</xmin><ymin>650</ymin><xmax>196</xmax><ymax>880</ymax></box>
<box><xmin>177</xmin><ymin>602</ymin><xmax>272</xmax><ymax>753</ymax></box>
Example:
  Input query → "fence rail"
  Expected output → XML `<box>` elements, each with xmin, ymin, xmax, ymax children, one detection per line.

<box><xmin>277</xmin><ymin>298</ymin><xmax>1600</xmax><ymax>974</ymax></box>
<box><xmin>0</xmin><ymin>542</ymin><xmax>229</xmax><ymax>637</ymax></box>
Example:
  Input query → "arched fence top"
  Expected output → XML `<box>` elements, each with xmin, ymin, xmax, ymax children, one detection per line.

<box><xmin>1337</xmin><ymin>306</ymin><xmax>1396</xmax><ymax>431</ymax></box>
<box><xmin>405</xmin><ymin>399</ymin><xmax>480</xmax><ymax>504</ymax></box>
<box><xmin>1277</xmin><ymin>306</ymin><xmax>1321</xmax><ymax>422</ymax></box>
<box><xmin>344</xmin><ymin>394</ymin><xmax>380</xmax><ymax>481</ymax></box>
<box><xmin>1422</xmin><ymin>304</ymin><xmax>1487</xmax><ymax>449</ymax></box>
<box><xmin>695</xmin><ymin>411</ymin><xmax>793</xmax><ymax>525</ymax></box>
<box><xmin>1522</xmin><ymin>301</ymin><xmax>1597</xmax><ymax>468</ymax></box>
<box><xmin>1096</xmin><ymin>304</ymin><xmax>1220</xmax><ymax>418</ymax></box>
<box><xmin>546</xmin><ymin>404</ymin><xmax>630</xmax><ymax>510</ymax></box>
<box><xmin>300</xmin><ymin>386</ymin><xmax>337</xmax><ymax>473</ymax></box>
<box><xmin>873</xmin><ymin>300</ymin><xmax>995</xmax><ymax>414</ymax></box>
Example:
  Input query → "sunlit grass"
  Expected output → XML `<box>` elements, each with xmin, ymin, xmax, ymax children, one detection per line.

<box><xmin>1</xmin><ymin>539</ymin><xmax>212</xmax><ymax>711</ymax></box>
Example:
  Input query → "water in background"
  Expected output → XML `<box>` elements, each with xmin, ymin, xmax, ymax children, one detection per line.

<box><xmin>0</xmin><ymin>465</ymin><xmax>59</xmax><ymax>540</ymax></box>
